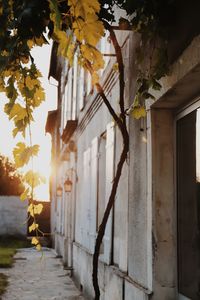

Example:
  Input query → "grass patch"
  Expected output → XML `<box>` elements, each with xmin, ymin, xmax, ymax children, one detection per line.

<box><xmin>0</xmin><ymin>248</ymin><xmax>16</xmax><ymax>268</ymax></box>
<box><xmin>0</xmin><ymin>236</ymin><xmax>31</xmax><ymax>297</ymax></box>
<box><xmin>0</xmin><ymin>236</ymin><xmax>31</xmax><ymax>268</ymax></box>
<box><xmin>0</xmin><ymin>273</ymin><xmax>8</xmax><ymax>296</ymax></box>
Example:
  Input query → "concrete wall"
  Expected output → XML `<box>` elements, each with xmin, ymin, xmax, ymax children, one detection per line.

<box><xmin>0</xmin><ymin>196</ymin><xmax>28</xmax><ymax>236</ymax></box>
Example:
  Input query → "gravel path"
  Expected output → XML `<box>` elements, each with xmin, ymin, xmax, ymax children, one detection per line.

<box><xmin>1</xmin><ymin>248</ymin><xmax>85</xmax><ymax>300</ymax></box>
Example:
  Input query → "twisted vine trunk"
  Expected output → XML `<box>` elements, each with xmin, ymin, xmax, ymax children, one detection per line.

<box><xmin>92</xmin><ymin>130</ymin><xmax>129</xmax><ymax>299</ymax></box>
<box><xmin>91</xmin><ymin>20</ymin><xmax>129</xmax><ymax>299</ymax></box>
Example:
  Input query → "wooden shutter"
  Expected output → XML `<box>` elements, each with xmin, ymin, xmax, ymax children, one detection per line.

<box><xmin>89</xmin><ymin>137</ymin><xmax>99</xmax><ymax>253</ymax></box>
<box><xmin>82</xmin><ymin>147</ymin><xmax>91</xmax><ymax>249</ymax></box>
<box><xmin>72</xmin><ymin>54</ymin><xmax>78</xmax><ymax>120</ymax></box>
<box><xmin>79</xmin><ymin>67</ymin><xmax>85</xmax><ymax>110</ymax></box>
<box><xmin>63</xmin><ymin>85</ymin><xmax>68</xmax><ymax>127</ymax></box>
<box><xmin>86</xmin><ymin>71</ymin><xmax>92</xmax><ymax>96</ymax></box>
<box><xmin>104</xmin><ymin>121</ymin><xmax>115</xmax><ymax>264</ymax></box>
<box><xmin>67</xmin><ymin>68</ymin><xmax>72</xmax><ymax>120</ymax></box>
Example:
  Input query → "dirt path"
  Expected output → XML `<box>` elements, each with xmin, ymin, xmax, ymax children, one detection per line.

<box><xmin>1</xmin><ymin>248</ymin><xmax>85</xmax><ymax>300</ymax></box>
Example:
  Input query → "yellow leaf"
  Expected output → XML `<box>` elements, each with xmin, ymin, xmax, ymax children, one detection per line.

<box><xmin>31</xmin><ymin>237</ymin><xmax>41</xmax><ymax>250</ymax></box>
<box><xmin>28</xmin><ymin>203</ymin><xmax>43</xmax><ymax>217</ymax></box>
<box><xmin>68</xmin><ymin>0</ymin><xmax>104</xmax><ymax>47</ymax></box>
<box><xmin>73</xmin><ymin>15</ymin><xmax>104</xmax><ymax>47</ymax></box>
<box><xmin>13</xmin><ymin>143</ymin><xmax>39</xmax><ymax>168</ymax></box>
<box><xmin>36</xmin><ymin>69</ymin><xmax>42</xmax><ymax>78</ymax></box>
<box><xmin>27</xmin><ymin>40</ymin><xmax>35</xmax><ymax>49</ymax></box>
<box><xmin>131</xmin><ymin>106</ymin><xmax>147</xmax><ymax>119</ymax></box>
<box><xmin>32</xmin><ymin>87</ymin><xmax>45</xmax><ymax>107</ymax></box>
<box><xmin>69</xmin><ymin>0</ymin><xmax>100</xmax><ymax>17</ymax></box>
<box><xmin>67</xmin><ymin>43</ymin><xmax>75</xmax><ymax>66</ymax></box>
<box><xmin>27</xmin><ymin>204</ymin><xmax>34</xmax><ymax>217</ymax></box>
<box><xmin>3</xmin><ymin>69</ymin><xmax>13</xmax><ymax>77</ymax></box>
<box><xmin>31</xmin><ymin>237</ymin><xmax>39</xmax><ymax>245</ymax></box>
<box><xmin>34</xmin><ymin>36</ymin><xmax>47</xmax><ymax>47</ymax></box>
<box><xmin>112</xmin><ymin>63</ymin><xmax>119</xmax><ymax>72</ymax></box>
<box><xmin>31</xmin><ymin>144</ymin><xmax>40</xmax><ymax>156</ymax></box>
<box><xmin>55</xmin><ymin>29</ymin><xmax>70</xmax><ymax>58</ymax></box>
<box><xmin>1</xmin><ymin>50</ymin><xmax>9</xmax><ymax>57</ymax></box>
<box><xmin>92</xmin><ymin>72</ymin><xmax>99</xmax><ymax>85</ymax></box>
<box><xmin>13</xmin><ymin>142</ymin><xmax>26</xmax><ymax>168</ymax></box>
<box><xmin>13</xmin><ymin>70</ymin><xmax>21</xmax><ymax>81</ymax></box>
<box><xmin>12</xmin><ymin>127</ymin><xmax>19</xmax><ymax>138</ymax></box>
<box><xmin>81</xmin><ymin>44</ymin><xmax>104</xmax><ymax>71</ymax></box>
<box><xmin>36</xmin><ymin>244</ymin><xmax>42</xmax><ymax>251</ymax></box>
<box><xmin>20</xmin><ymin>188</ymin><xmax>30</xmax><ymax>201</ymax></box>
<box><xmin>29</xmin><ymin>222</ymin><xmax>39</xmax><ymax>233</ymax></box>
<box><xmin>8</xmin><ymin>103</ymin><xmax>27</xmax><ymax>122</ymax></box>
<box><xmin>21</xmin><ymin>56</ymin><xmax>29</xmax><ymax>64</ymax></box>
<box><xmin>24</xmin><ymin>170</ymin><xmax>45</xmax><ymax>188</ymax></box>
<box><xmin>25</xmin><ymin>76</ymin><xmax>35</xmax><ymax>90</ymax></box>
<box><xmin>33</xmin><ymin>203</ymin><xmax>43</xmax><ymax>215</ymax></box>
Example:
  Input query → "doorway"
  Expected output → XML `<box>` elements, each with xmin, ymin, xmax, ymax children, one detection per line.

<box><xmin>177</xmin><ymin>106</ymin><xmax>200</xmax><ymax>299</ymax></box>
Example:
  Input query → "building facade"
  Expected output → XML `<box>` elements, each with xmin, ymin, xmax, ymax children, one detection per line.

<box><xmin>46</xmin><ymin>6</ymin><xmax>200</xmax><ymax>300</ymax></box>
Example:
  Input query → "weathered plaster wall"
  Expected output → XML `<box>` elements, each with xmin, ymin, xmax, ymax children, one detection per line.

<box><xmin>149</xmin><ymin>33</ymin><xmax>200</xmax><ymax>299</ymax></box>
<box><xmin>151</xmin><ymin>109</ymin><xmax>176</xmax><ymax>300</ymax></box>
<box><xmin>0</xmin><ymin>196</ymin><xmax>28</xmax><ymax>236</ymax></box>
<box><xmin>73</xmin><ymin>242</ymin><xmax>149</xmax><ymax>300</ymax></box>
<box><xmin>51</xmin><ymin>16</ymin><xmax>200</xmax><ymax>298</ymax></box>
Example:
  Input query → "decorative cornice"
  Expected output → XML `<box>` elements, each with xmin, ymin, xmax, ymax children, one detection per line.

<box><xmin>61</xmin><ymin>120</ymin><xmax>78</xmax><ymax>144</ymax></box>
<box><xmin>45</xmin><ymin>110</ymin><xmax>58</xmax><ymax>134</ymax></box>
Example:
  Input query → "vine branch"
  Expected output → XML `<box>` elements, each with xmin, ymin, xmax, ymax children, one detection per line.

<box><xmin>103</xmin><ymin>21</ymin><xmax>126</xmax><ymax>121</ymax></box>
<box><xmin>91</xmin><ymin>24</ymin><xmax>129</xmax><ymax>299</ymax></box>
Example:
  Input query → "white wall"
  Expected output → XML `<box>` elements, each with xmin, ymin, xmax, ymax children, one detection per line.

<box><xmin>0</xmin><ymin>196</ymin><xmax>28</xmax><ymax>236</ymax></box>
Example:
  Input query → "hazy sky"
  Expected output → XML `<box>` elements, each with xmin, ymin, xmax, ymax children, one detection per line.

<box><xmin>0</xmin><ymin>42</ymin><xmax>57</xmax><ymax>200</ymax></box>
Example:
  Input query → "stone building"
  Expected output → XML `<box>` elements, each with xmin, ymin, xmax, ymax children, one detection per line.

<box><xmin>46</xmin><ymin>4</ymin><xmax>200</xmax><ymax>299</ymax></box>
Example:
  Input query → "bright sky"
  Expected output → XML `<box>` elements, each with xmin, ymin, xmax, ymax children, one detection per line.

<box><xmin>0</xmin><ymin>42</ymin><xmax>57</xmax><ymax>200</ymax></box>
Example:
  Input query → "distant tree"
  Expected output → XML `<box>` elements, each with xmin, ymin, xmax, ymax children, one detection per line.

<box><xmin>0</xmin><ymin>155</ymin><xmax>24</xmax><ymax>196</ymax></box>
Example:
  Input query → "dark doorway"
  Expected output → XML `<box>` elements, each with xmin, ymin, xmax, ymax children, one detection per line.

<box><xmin>177</xmin><ymin>109</ymin><xmax>200</xmax><ymax>299</ymax></box>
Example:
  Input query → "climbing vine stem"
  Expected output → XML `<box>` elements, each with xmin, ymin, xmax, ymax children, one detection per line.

<box><xmin>91</xmin><ymin>24</ymin><xmax>129</xmax><ymax>299</ymax></box>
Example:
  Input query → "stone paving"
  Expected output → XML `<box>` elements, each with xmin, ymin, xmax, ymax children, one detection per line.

<box><xmin>1</xmin><ymin>248</ymin><xmax>85</xmax><ymax>300</ymax></box>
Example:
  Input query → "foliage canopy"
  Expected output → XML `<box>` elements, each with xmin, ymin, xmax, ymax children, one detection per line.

<box><xmin>0</xmin><ymin>154</ymin><xmax>24</xmax><ymax>195</ymax></box>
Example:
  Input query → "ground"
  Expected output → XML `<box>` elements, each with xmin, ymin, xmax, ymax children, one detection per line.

<box><xmin>1</xmin><ymin>248</ymin><xmax>85</xmax><ymax>300</ymax></box>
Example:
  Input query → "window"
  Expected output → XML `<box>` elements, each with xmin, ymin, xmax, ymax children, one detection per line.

<box><xmin>100</xmin><ymin>30</ymin><xmax>111</xmax><ymax>70</ymax></box>
<box><xmin>80</xmin><ymin>122</ymin><xmax>115</xmax><ymax>258</ymax></box>
<box><xmin>177</xmin><ymin>107</ymin><xmax>200</xmax><ymax>300</ymax></box>
<box><xmin>72</xmin><ymin>53</ymin><xmax>78</xmax><ymax>120</ymax></box>
<box><xmin>77</xmin><ymin>32</ymin><xmax>111</xmax><ymax>112</ymax></box>
<box><xmin>78</xmin><ymin>66</ymin><xmax>85</xmax><ymax>111</ymax></box>
<box><xmin>97</xmin><ymin>132</ymin><xmax>106</xmax><ymax>230</ymax></box>
<box><xmin>61</xmin><ymin>58</ymin><xmax>78</xmax><ymax>132</ymax></box>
